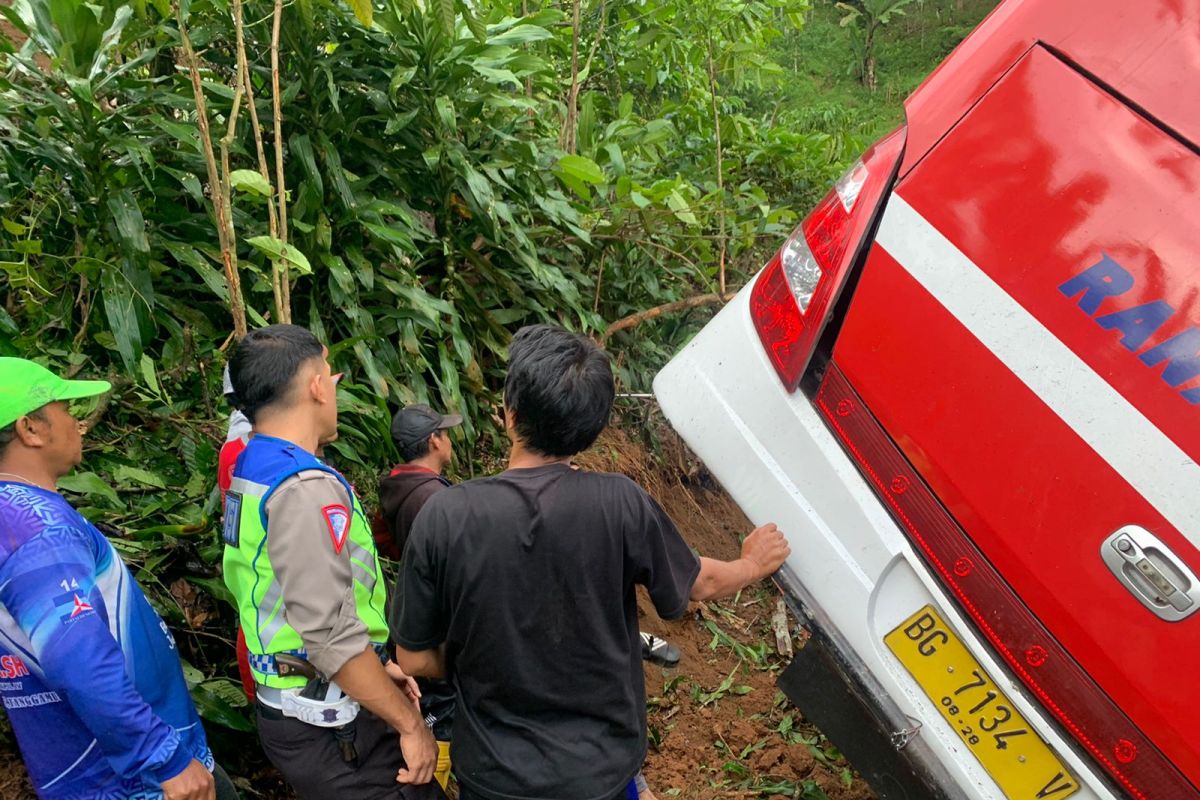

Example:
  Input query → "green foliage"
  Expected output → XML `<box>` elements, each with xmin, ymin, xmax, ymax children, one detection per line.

<box><xmin>836</xmin><ymin>0</ymin><xmax>919</xmax><ymax>88</ymax></box>
<box><xmin>777</xmin><ymin>0</ymin><xmax>999</xmax><ymax>123</ymax></box>
<box><xmin>0</xmin><ymin>0</ymin><xmax>982</xmax><ymax>748</ymax></box>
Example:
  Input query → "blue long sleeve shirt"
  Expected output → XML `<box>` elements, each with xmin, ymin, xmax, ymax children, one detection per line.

<box><xmin>0</xmin><ymin>481</ymin><xmax>212</xmax><ymax>799</ymax></box>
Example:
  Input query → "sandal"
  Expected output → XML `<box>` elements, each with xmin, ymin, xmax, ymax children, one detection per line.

<box><xmin>640</xmin><ymin>631</ymin><xmax>681</xmax><ymax>667</ymax></box>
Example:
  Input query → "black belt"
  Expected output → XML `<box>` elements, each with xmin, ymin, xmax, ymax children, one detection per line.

<box><xmin>256</xmin><ymin>699</ymin><xmax>288</xmax><ymax>721</ymax></box>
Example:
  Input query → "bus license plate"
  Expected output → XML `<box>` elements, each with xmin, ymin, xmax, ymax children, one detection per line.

<box><xmin>884</xmin><ymin>605</ymin><xmax>1079</xmax><ymax>799</ymax></box>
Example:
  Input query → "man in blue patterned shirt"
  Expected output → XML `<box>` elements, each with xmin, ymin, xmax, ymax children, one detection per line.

<box><xmin>0</xmin><ymin>358</ymin><xmax>235</xmax><ymax>800</ymax></box>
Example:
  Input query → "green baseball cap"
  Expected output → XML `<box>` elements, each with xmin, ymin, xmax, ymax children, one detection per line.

<box><xmin>0</xmin><ymin>358</ymin><xmax>112</xmax><ymax>429</ymax></box>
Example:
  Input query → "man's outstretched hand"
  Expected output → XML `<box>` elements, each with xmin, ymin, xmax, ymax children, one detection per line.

<box><xmin>740</xmin><ymin>523</ymin><xmax>790</xmax><ymax>580</ymax></box>
<box><xmin>691</xmin><ymin>523</ymin><xmax>790</xmax><ymax>601</ymax></box>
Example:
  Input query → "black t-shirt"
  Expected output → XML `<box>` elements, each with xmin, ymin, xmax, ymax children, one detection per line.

<box><xmin>390</xmin><ymin>464</ymin><xmax>701</xmax><ymax>800</ymax></box>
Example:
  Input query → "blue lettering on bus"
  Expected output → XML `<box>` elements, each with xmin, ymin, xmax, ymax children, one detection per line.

<box><xmin>1059</xmin><ymin>254</ymin><xmax>1200</xmax><ymax>404</ymax></box>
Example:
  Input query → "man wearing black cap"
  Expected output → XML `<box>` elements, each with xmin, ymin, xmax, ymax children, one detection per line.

<box><xmin>378</xmin><ymin>405</ymin><xmax>463</xmax><ymax>561</ymax></box>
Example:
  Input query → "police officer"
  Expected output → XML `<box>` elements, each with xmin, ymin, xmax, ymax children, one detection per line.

<box><xmin>222</xmin><ymin>325</ymin><xmax>440</xmax><ymax>800</ymax></box>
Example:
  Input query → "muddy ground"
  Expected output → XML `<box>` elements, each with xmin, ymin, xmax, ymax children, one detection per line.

<box><xmin>580</xmin><ymin>427</ymin><xmax>874</xmax><ymax>800</ymax></box>
<box><xmin>0</xmin><ymin>424</ymin><xmax>875</xmax><ymax>800</ymax></box>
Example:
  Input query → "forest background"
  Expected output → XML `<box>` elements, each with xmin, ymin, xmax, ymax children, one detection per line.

<box><xmin>0</xmin><ymin>0</ymin><xmax>997</xmax><ymax>789</ymax></box>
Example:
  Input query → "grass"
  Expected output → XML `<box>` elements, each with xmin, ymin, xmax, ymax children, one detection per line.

<box><xmin>773</xmin><ymin>0</ymin><xmax>1003</xmax><ymax>141</ymax></box>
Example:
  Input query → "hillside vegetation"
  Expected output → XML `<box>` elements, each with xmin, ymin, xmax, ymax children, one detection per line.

<box><xmin>0</xmin><ymin>0</ymin><xmax>998</xmax><ymax>786</ymax></box>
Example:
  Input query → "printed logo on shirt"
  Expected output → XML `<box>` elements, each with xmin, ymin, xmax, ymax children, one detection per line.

<box><xmin>159</xmin><ymin>619</ymin><xmax>178</xmax><ymax>650</ymax></box>
<box><xmin>322</xmin><ymin>503</ymin><xmax>351</xmax><ymax>554</ymax></box>
<box><xmin>0</xmin><ymin>656</ymin><xmax>29</xmax><ymax>680</ymax></box>
<box><xmin>2</xmin><ymin>691</ymin><xmax>61</xmax><ymax>709</ymax></box>
<box><xmin>54</xmin><ymin>591</ymin><xmax>95</xmax><ymax>624</ymax></box>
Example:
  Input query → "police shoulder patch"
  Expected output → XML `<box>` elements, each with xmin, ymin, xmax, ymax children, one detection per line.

<box><xmin>222</xmin><ymin>493</ymin><xmax>242</xmax><ymax>547</ymax></box>
<box><xmin>321</xmin><ymin>503</ymin><xmax>351</xmax><ymax>554</ymax></box>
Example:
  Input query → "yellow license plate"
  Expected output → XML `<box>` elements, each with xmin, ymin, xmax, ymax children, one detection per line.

<box><xmin>885</xmin><ymin>605</ymin><xmax>1079</xmax><ymax>799</ymax></box>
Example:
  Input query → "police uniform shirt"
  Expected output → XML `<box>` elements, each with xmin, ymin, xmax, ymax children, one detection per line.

<box><xmin>266</xmin><ymin>470</ymin><xmax>371</xmax><ymax>679</ymax></box>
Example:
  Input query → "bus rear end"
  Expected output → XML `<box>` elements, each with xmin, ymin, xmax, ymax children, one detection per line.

<box><xmin>653</xmin><ymin>1</ymin><xmax>1200</xmax><ymax>798</ymax></box>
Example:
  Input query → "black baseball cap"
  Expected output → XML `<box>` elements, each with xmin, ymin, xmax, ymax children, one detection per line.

<box><xmin>390</xmin><ymin>404</ymin><xmax>463</xmax><ymax>449</ymax></box>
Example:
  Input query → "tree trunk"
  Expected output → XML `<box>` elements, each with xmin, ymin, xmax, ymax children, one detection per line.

<box><xmin>271</xmin><ymin>0</ymin><xmax>292</xmax><ymax>322</ymax></box>
<box><xmin>523</xmin><ymin>0</ymin><xmax>533</xmax><ymax>103</ymax></box>
<box><xmin>178</xmin><ymin>5</ymin><xmax>247</xmax><ymax>339</ymax></box>
<box><xmin>232</xmin><ymin>0</ymin><xmax>285</xmax><ymax>324</ymax></box>
<box><xmin>560</xmin><ymin>0</ymin><xmax>582</xmax><ymax>154</ymax></box>
<box><xmin>706</xmin><ymin>37</ymin><xmax>727</xmax><ymax>297</ymax></box>
<box><xmin>863</xmin><ymin>23</ymin><xmax>877</xmax><ymax>91</ymax></box>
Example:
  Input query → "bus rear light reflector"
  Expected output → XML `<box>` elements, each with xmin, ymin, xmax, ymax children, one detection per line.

<box><xmin>816</xmin><ymin>362</ymin><xmax>1199</xmax><ymax>800</ymax></box>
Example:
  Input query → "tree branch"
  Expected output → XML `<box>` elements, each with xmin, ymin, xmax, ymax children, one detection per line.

<box><xmin>602</xmin><ymin>292</ymin><xmax>734</xmax><ymax>343</ymax></box>
<box><xmin>560</xmin><ymin>0</ymin><xmax>582</xmax><ymax>153</ymax></box>
<box><xmin>177</xmin><ymin>5</ymin><xmax>247</xmax><ymax>339</ymax></box>
<box><xmin>233</xmin><ymin>0</ymin><xmax>284</xmax><ymax>323</ymax></box>
<box><xmin>705</xmin><ymin>34</ymin><xmax>727</xmax><ymax>297</ymax></box>
<box><xmin>271</xmin><ymin>0</ymin><xmax>292</xmax><ymax>322</ymax></box>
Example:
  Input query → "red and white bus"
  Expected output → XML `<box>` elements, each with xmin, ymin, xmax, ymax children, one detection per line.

<box><xmin>654</xmin><ymin>1</ymin><xmax>1200</xmax><ymax>798</ymax></box>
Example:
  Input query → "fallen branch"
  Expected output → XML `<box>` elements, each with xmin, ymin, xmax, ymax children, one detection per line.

<box><xmin>602</xmin><ymin>291</ymin><xmax>734</xmax><ymax>342</ymax></box>
<box><xmin>772</xmin><ymin>597</ymin><xmax>793</xmax><ymax>659</ymax></box>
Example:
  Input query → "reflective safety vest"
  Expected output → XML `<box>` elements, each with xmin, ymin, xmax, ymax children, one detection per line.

<box><xmin>222</xmin><ymin>434</ymin><xmax>388</xmax><ymax>689</ymax></box>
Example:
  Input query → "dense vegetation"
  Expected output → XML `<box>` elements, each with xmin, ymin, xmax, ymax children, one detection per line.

<box><xmin>0</xmin><ymin>0</ymin><xmax>997</xmax><ymax>779</ymax></box>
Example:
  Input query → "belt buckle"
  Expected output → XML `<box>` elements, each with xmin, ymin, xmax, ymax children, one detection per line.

<box><xmin>279</xmin><ymin>687</ymin><xmax>360</xmax><ymax>728</ymax></box>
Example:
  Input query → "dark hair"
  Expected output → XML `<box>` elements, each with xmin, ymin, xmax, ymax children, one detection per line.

<box><xmin>503</xmin><ymin>325</ymin><xmax>614</xmax><ymax>457</ymax></box>
<box><xmin>228</xmin><ymin>325</ymin><xmax>325</xmax><ymax>424</ymax></box>
<box><xmin>398</xmin><ymin>430</ymin><xmax>438</xmax><ymax>463</ymax></box>
<box><xmin>0</xmin><ymin>406</ymin><xmax>47</xmax><ymax>456</ymax></box>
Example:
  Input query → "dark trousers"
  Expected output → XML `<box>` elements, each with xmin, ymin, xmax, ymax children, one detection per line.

<box><xmin>256</xmin><ymin>704</ymin><xmax>446</xmax><ymax>800</ymax></box>
<box><xmin>213</xmin><ymin>762</ymin><xmax>240</xmax><ymax>800</ymax></box>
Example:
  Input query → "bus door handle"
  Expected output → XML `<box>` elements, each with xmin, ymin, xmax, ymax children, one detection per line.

<box><xmin>1101</xmin><ymin>526</ymin><xmax>1200</xmax><ymax>622</ymax></box>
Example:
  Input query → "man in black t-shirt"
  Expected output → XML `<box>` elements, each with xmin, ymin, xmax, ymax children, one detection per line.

<box><xmin>391</xmin><ymin>325</ymin><xmax>790</xmax><ymax>800</ymax></box>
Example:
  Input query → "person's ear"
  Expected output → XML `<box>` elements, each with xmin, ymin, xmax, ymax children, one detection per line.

<box><xmin>308</xmin><ymin>370</ymin><xmax>326</xmax><ymax>404</ymax></box>
<box><xmin>14</xmin><ymin>414</ymin><xmax>48</xmax><ymax>448</ymax></box>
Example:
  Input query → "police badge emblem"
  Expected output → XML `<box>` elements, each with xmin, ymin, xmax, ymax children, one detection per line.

<box><xmin>322</xmin><ymin>503</ymin><xmax>351</xmax><ymax>554</ymax></box>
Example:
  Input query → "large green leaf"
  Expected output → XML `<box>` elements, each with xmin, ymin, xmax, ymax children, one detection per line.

<box><xmin>229</xmin><ymin>169</ymin><xmax>272</xmax><ymax>197</ymax></box>
<box><xmin>459</xmin><ymin>0</ymin><xmax>485</xmax><ymax>41</ymax></box>
<box><xmin>486</xmin><ymin>24</ymin><xmax>552</xmax><ymax>47</ymax></box>
<box><xmin>58</xmin><ymin>472</ymin><xmax>121</xmax><ymax>506</ymax></box>
<box><xmin>434</xmin><ymin>0</ymin><xmax>454</xmax><ymax>36</ymax></box>
<box><xmin>191</xmin><ymin>679</ymin><xmax>254</xmax><ymax>732</ymax></box>
<box><xmin>246</xmin><ymin>236</ymin><xmax>313</xmax><ymax>275</ymax></box>
<box><xmin>345</xmin><ymin>0</ymin><xmax>372</xmax><ymax>27</ymax></box>
<box><xmin>106</xmin><ymin>190</ymin><xmax>149</xmax><ymax>255</ymax></box>
<box><xmin>555</xmin><ymin>154</ymin><xmax>605</xmax><ymax>185</ymax></box>
<box><xmin>115</xmin><ymin>465</ymin><xmax>167</xmax><ymax>489</ymax></box>
<box><xmin>100</xmin><ymin>261</ymin><xmax>152</xmax><ymax>371</ymax></box>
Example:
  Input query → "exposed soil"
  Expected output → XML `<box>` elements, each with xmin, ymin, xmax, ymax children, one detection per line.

<box><xmin>0</xmin><ymin>423</ymin><xmax>876</xmax><ymax>800</ymax></box>
<box><xmin>579</xmin><ymin>426</ymin><xmax>875</xmax><ymax>800</ymax></box>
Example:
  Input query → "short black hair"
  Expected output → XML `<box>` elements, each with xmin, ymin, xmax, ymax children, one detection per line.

<box><xmin>503</xmin><ymin>325</ymin><xmax>614</xmax><ymax>457</ymax></box>
<box><xmin>398</xmin><ymin>430</ymin><xmax>438</xmax><ymax>463</ymax></box>
<box><xmin>228</xmin><ymin>325</ymin><xmax>325</xmax><ymax>424</ymax></box>
<box><xmin>0</xmin><ymin>406</ymin><xmax>47</xmax><ymax>457</ymax></box>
